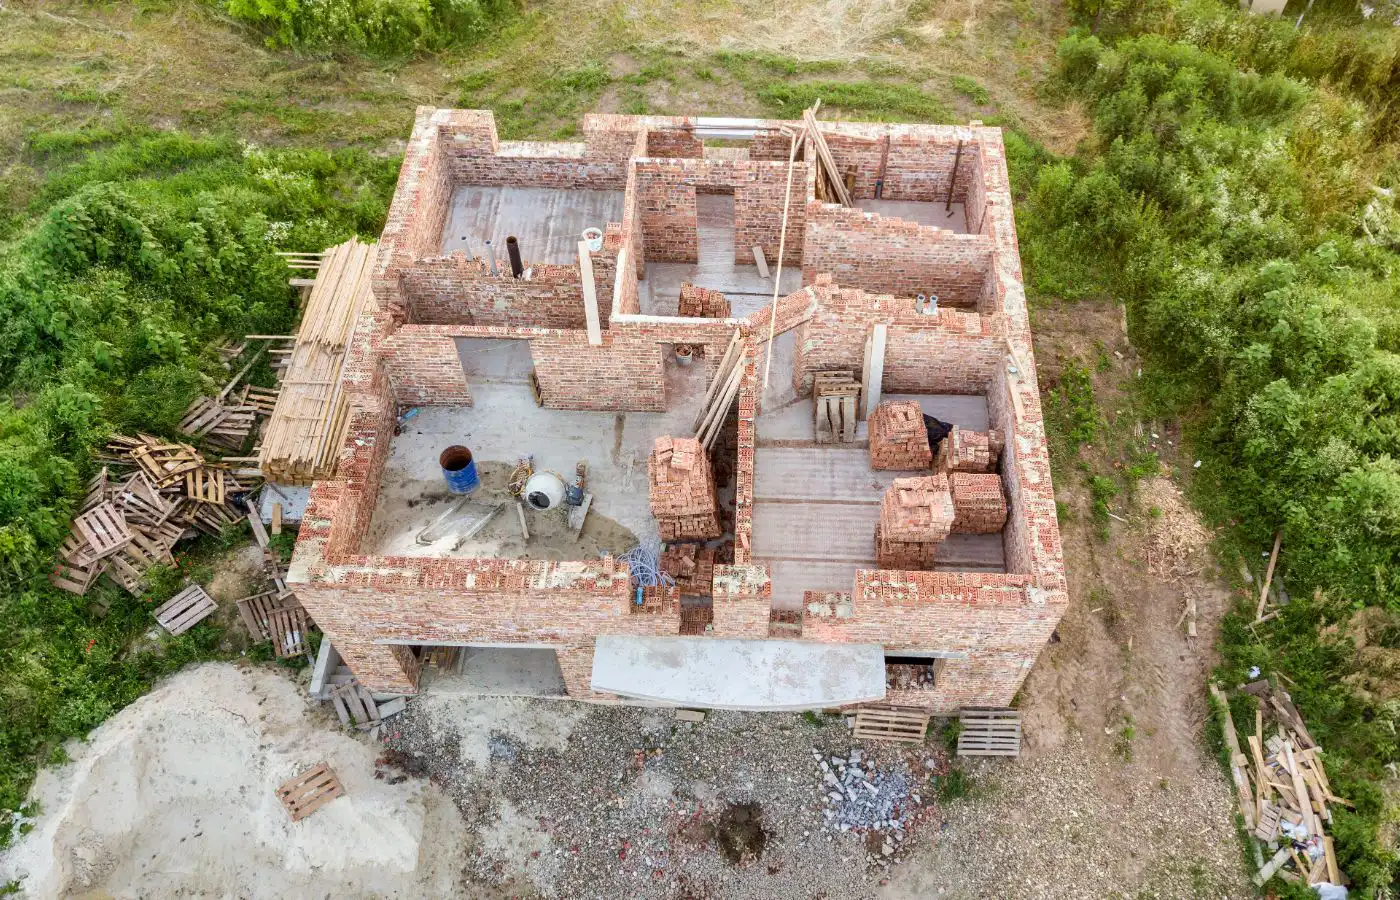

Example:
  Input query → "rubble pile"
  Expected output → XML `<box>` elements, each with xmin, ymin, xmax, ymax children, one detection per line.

<box><xmin>648</xmin><ymin>436</ymin><xmax>722</xmax><ymax>542</ymax></box>
<box><xmin>950</xmin><ymin>472</ymin><xmax>1008</xmax><ymax>534</ymax></box>
<box><xmin>813</xmin><ymin>748</ymin><xmax>923</xmax><ymax>858</ymax></box>
<box><xmin>868</xmin><ymin>401</ymin><xmax>932</xmax><ymax>471</ymax></box>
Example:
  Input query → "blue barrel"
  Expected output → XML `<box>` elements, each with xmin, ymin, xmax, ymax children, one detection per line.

<box><xmin>439</xmin><ymin>446</ymin><xmax>479</xmax><ymax>494</ymax></box>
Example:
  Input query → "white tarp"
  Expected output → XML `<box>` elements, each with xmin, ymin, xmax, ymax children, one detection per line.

<box><xmin>590</xmin><ymin>635</ymin><xmax>886</xmax><ymax>710</ymax></box>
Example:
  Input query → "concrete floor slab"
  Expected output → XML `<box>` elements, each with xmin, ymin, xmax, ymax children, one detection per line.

<box><xmin>754</xmin><ymin>447</ymin><xmax>891</xmax><ymax>503</ymax></box>
<box><xmin>440</xmin><ymin>186</ymin><xmax>624</xmax><ymax>265</ymax></box>
<box><xmin>641</xmin><ymin>195</ymin><xmax>802</xmax><ymax>315</ymax></box>
<box><xmin>590</xmin><ymin>635</ymin><xmax>886</xmax><ymax>710</ymax></box>
<box><xmin>365</xmin><ymin>359</ymin><xmax>708</xmax><ymax>559</ymax></box>
<box><xmin>751</xmin><ymin>502</ymin><xmax>879</xmax><ymax>561</ymax></box>
<box><xmin>756</xmin><ymin>392</ymin><xmax>989</xmax><ymax>443</ymax></box>
<box><xmin>454</xmin><ymin>337</ymin><xmax>534</xmax><ymax>384</ymax></box>
<box><xmin>858</xmin><ymin>199</ymin><xmax>968</xmax><ymax>234</ymax></box>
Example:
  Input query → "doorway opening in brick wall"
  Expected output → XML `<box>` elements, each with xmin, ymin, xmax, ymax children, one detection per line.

<box><xmin>404</xmin><ymin>643</ymin><xmax>567</xmax><ymax>697</ymax></box>
<box><xmin>454</xmin><ymin>336</ymin><xmax>534</xmax><ymax>387</ymax></box>
<box><xmin>883</xmin><ymin>652</ymin><xmax>947</xmax><ymax>693</ymax></box>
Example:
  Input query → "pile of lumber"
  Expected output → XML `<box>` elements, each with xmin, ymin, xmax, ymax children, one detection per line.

<box><xmin>234</xmin><ymin>497</ymin><xmax>316</xmax><ymax>659</ymax></box>
<box><xmin>178</xmin><ymin>337</ymin><xmax>288</xmax><ymax>452</ymax></box>
<box><xmin>649</xmin><ymin>436</ymin><xmax>722</xmax><ymax>542</ymax></box>
<box><xmin>949</xmin><ymin>472</ymin><xmax>1008</xmax><ymax>534</ymax></box>
<box><xmin>869</xmin><ymin>401</ymin><xmax>932</xmax><ymax>470</ymax></box>
<box><xmin>259</xmin><ymin>239</ymin><xmax>378</xmax><ymax>485</ymax></box>
<box><xmin>52</xmin><ymin>437</ymin><xmax>251</xmax><ymax>596</ymax></box>
<box><xmin>1212</xmin><ymin>681</ymin><xmax>1350</xmax><ymax>891</ymax></box>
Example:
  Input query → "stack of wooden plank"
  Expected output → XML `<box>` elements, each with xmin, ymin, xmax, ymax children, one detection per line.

<box><xmin>813</xmin><ymin>371</ymin><xmax>861</xmax><ymax>444</ymax></box>
<box><xmin>1212</xmin><ymin>682</ymin><xmax>1350</xmax><ymax>891</ymax></box>
<box><xmin>51</xmin><ymin>443</ymin><xmax>250</xmax><ymax>597</ymax></box>
<box><xmin>259</xmin><ymin>239</ymin><xmax>379</xmax><ymax>486</ymax></box>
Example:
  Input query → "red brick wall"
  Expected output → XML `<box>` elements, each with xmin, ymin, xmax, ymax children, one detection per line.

<box><xmin>380</xmin><ymin>325</ymin><xmax>472</xmax><ymax>406</ymax></box>
<box><xmin>646</xmin><ymin>127</ymin><xmax>704</xmax><ymax>159</ymax></box>
<box><xmin>803</xmin><ymin>204</ymin><xmax>994</xmax><ymax>304</ymax></box>
<box><xmin>399</xmin><ymin>255</ymin><xmax>589</xmax><ymax>328</ymax></box>
<box><xmin>637</xmin><ymin>161</ymin><xmax>699</xmax><ymax>262</ymax></box>
<box><xmin>790</xmin><ymin>281</ymin><xmax>1007</xmax><ymax>396</ymax></box>
<box><xmin>530</xmin><ymin>328</ymin><xmax>665</xmax><ymax>412</ymax></box>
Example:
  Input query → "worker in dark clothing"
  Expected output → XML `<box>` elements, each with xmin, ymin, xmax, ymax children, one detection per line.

<box><xmin>924</xmin><ymin>414</ymin><xmax>953</xmax><ymax>454</ymax></box>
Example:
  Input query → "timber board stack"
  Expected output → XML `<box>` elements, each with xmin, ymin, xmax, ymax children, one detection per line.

<box><xmin>259</xmin><ymin>239</ymin><xmax>378</xmax><ymax>486</ymax></box>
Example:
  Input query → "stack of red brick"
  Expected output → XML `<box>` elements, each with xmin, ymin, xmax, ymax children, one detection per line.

<box><xmin>874</xmin><ymin>475</ymin><xmax>954</xmax><ymax>571</ymax></box>
<box><xmin>661</xmin><ymin>543</ymin><xmax>717</xmax><ymax>597</ymax></box>
<box><xmin>869</xmin><ymin>401</ymin><xmax>932</xmax><ymax>471</ymax></box>
<box><xmin>950</xmin><ymin>472</ymin><xmax>1008</xmax><ymax>534</ymax></box>
<box><xmin>936</xmin><ymin>427</ymin><xmax>1004</xmax><ymax>474</ymax></box>
<box><xmin>678</xmin><ymin>283</ymin><xmax>731</xmax><ymax>319</ymax></box>
<box><xmin>649</xmin><ymin>436</ymin><xmax>722</xmax><ymax>542</ymax></box>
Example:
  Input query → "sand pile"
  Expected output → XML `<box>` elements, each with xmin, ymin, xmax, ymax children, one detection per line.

<box><xmin>0</xmin><ymin>663</ymin><xmax>471</xmax><ymax>898</ymax></box>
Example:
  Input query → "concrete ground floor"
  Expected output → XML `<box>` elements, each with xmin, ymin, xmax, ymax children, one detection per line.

<box><xmin>415</xmin><ymin>645</ymin><xmax>568</xmax><ymax>698</ymax></box>
<box><xmin>439</xmin><ymin>185</ymin><xmax>624</xmax><ymax>265</ymax></box>
<box><xmin>364</xmin><ymin>356</ymin><xmax>707</xmax><ymax>559</ymax></box>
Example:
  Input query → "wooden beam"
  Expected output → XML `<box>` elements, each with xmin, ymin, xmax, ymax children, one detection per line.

<box><xmin>752</xmin><ymin>245</ymin><xmax>770</xmax><ymax>279</ymax></box>
<box><xmin>577</xmin><ymin>241</ymin><xmax>603</xmax><ymax>347</ymax></box>
<box><xmin>861</xmin><ymin>323</ymin><xmax>887</xmax><ymax>420</ymax></box>
<box><xmin>1255</xmin><ymin>530</ymin><xmax>1283</xmax><ymax>620</ymax></box>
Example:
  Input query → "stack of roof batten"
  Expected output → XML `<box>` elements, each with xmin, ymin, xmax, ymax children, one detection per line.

<box><xmin>259</xmin><ymin>239</ymin><xmax>378</xmax><ymax>486</ymax></box>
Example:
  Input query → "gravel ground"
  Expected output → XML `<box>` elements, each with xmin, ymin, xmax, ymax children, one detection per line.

<box><xmin>382</xmin><ymin>694</ymin><xmax>950</xmax><ymax>900</ymax></box>
<box><xmin>886</xmin><ymin>733</ymin><xmax>1252</xmax><ymax>900</ymax></box>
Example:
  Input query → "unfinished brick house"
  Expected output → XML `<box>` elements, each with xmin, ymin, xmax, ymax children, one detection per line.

<box><xmin>288</xmin><ymin>107</ymin><xmax>1067</xmax><ymax>714</ymax></box>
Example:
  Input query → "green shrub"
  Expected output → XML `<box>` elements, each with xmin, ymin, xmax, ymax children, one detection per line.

<box><xmin>223</xmin><ymin>0</ymin><xmax>514</xmax><ymax>56</ymax></box>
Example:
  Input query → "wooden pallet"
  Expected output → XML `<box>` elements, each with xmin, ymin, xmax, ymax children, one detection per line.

<box><xmin>154</xmin><ymin>584</ymin><xmax>218</xmax><ymax>636</ymax></box>
<box><xmin>276</xmin><ymin>762</ymin><xmax>344</xmax><ymax>822</ymax></box>
<box><xmin>268</xmin><ymin>605</ymin><xmax>312</xmax><ymax>658</ymax></box>
<box><xmin>236</xmin><ymin>590</ymin><xmax>299</xmax><ymax>642</ymax></box>
<box><xmin>852</xmin><ymin>705</ymin><xmax>930</xmax><ymax>744</ymax></box>
<box><xmin>813</xmin><ymin>371</ymin><xmax>861</xmax><ymax>444</ymax></box>
<box><xmin>331</xmin><ymin>682</ymin><xmax>381</xmax><ymax>728</ymax></box>
<box><xmin>74</xmin><ymin>501</ymin><xmax>132</xmax><ymax>559</ymax></box>
<box><xmin>957</xmin><ymin>707</ymin><xmax>1022</xmax><ymax>757</ymax></box>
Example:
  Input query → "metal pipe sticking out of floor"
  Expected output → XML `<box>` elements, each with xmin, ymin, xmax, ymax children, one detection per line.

<box><xmin>485</xmin><ymin>239</ymin><xmax>498</xmax><ymax>276</ymax></box>
<box><xmin>506</xmin><ymin>236</ymin><xmax>524</xmax><ymax>278</ymax></box>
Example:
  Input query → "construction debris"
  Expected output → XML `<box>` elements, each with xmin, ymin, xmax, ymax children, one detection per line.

<box><xmin>648</xmin><ymin>436</ymin><xmax>722</xmax><ymax>542</ymax></box>
<box><xmin>869</xmin><ymin>401</ymin><xmax>932</xmax><ymax>471</ymax></box>
<box><xmin>260</xmin><ymin>239</ymin><xmax>379</xmax><ymax>485</ymax></box>
<box><xmin>956</xmin><ymin>708</ymin><xmax>1022</xmax><ymax>757</ymax></box>
<box><xmin>660</xmin><ymin>543</ymin><xmax>716</xmax><ymax>597</ymax></box>
<box><xmin>51</xmin><ymin>436</ymin><xmax>252</xmax><ymax>598</ymax></box>
<box><xmin>1212</xmin><ymin>681</ymin><xmax>1350</xmax><ymax>891</ymax></box>
<box><xmin>950</xmin><ymin>472</ymin><xmax>1008</xmax><ymax>534</ymax></box>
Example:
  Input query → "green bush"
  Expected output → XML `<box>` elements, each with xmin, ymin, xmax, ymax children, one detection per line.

<box><xmin>0</xmin><ymin>126</ymin><xmax>395</xmax><ymax>844</ymax></box>
<box><xmin>223</xmin><ymin>0</ymin><xmax>514</xmax><ymax>55</ymax></box>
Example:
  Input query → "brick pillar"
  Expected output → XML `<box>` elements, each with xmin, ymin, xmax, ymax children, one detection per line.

<box><xmin>710</xmin><ymin>564</ymin><xmax>772</xmax><ymax>638</ymax></box>
<box><xmin>557</xmin><ymin>643</ymin><xmax>606</xmax><ymax>699</ymax></box>
<box><xmin>333</xmin><ymin>635</ymin><xmax>420</xmax><ymax>694</ymax></box>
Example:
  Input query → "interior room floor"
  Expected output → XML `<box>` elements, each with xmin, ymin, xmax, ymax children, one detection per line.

<box><xmin>439</xmin><ymin>186</ymin><xmax>624</xmax><ymax>264</ymax></box>
<box><xmin>640</xmin><ymin>194</ymin><xmax>802</xmax><ymax>315</ymax></box>
<box><xmin>417</xmin><ymin>646</ymin><xmax>567</xmax><ymax>697</ymax></box>
<box><xmin>750</xmin><ymin>390</ymin><xmax>1004</xmax><ymax>610</ymax></box>
<box><xmin>858</xmin><ymin>199</ymin><xmax>969</xmax><ymax>234</ymax></box>
<box><xmin>365</xmin><ymin>359</ymin><xmax>706</xmax><ymax>559</ymax></box>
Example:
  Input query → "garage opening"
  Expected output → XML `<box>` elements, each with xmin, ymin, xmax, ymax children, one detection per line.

<box><xmin>409</xmin><ymin>644</ymin><xmax>567</xmax><ymax>697</ymax></box>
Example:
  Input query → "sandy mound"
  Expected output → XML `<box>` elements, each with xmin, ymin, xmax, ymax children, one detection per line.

<box><xmin>1</xmin><ymin>663</ymin><xmax>472</xmax><ymax>898</ymax></box>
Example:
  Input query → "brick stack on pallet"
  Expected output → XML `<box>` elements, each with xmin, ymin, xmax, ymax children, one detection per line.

<box><xmin>875</xmin><ymin>475</ymin><xmax>954</xmax><ymax>571</ymax></box>
<box><xmin>677</xmin><ymin>283</ymin><xmax>731</xmax><ymax>319</ymax></box>
<box><xmin>649</xmin><ymin>436</ymin><xmax>722</xmax><ymax>542</ymax></box>
<box><xmin>950</xmin><ymin>473</ymin><xmax>1008</xmax><ymax>534</ymax></box>
<box><xmin>935</xmin><ymin>427</ymin><xmax>1004</xmax><ymax>474</ymax></box>
<box><xmin>869</xmin><ymin>400</ymin><xmax>932</xmax><ymax>471</ymax></box>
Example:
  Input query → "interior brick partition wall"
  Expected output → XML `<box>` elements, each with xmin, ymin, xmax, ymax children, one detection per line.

<box><xmin>398</xmin><ymin>256</ymin><xmax>589</xmax><ymax>328</ymax></box>
<box><xmin>373</xmin><ymin>107</ymin><xmax>455</xmax><ymax>320</ymax></box>
<box><xmin>802</xmin><ymin>571</ymin><xmax>1060</xmax><ymax>713</ymax></box>
<box><xmin>790</xmin><ymin>279</ymin><xmax>1008</xmax><ymax>397</ymax></box>
<box><xmin>803</xmin><ymin>204</ymin><xmax>994</xmax><ymax>304</ymax></box>
<box><xmin>819</xmin><ymin>124</ymin><xmax>982</xmax><ymax>203</ymax></box>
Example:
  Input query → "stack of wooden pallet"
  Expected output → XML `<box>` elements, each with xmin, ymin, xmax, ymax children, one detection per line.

<box><xmin>1212</xmin><ymin>682</ymin><xmax>1350</xmax><ymax>891</ymax></box>
<box><xmin>813</xmin><ymin>371</ymin><xmax>862</xmax><ymax>444</ymax></box>
<box><xmin>51</xmin><ymin>441</ymin><xmax>250</xmax><ymax>596</ymax></box>
<box><xmin>259</xmin><ymin>239</ymin><xmax>379</xmax><ymax>485</ymax></box>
